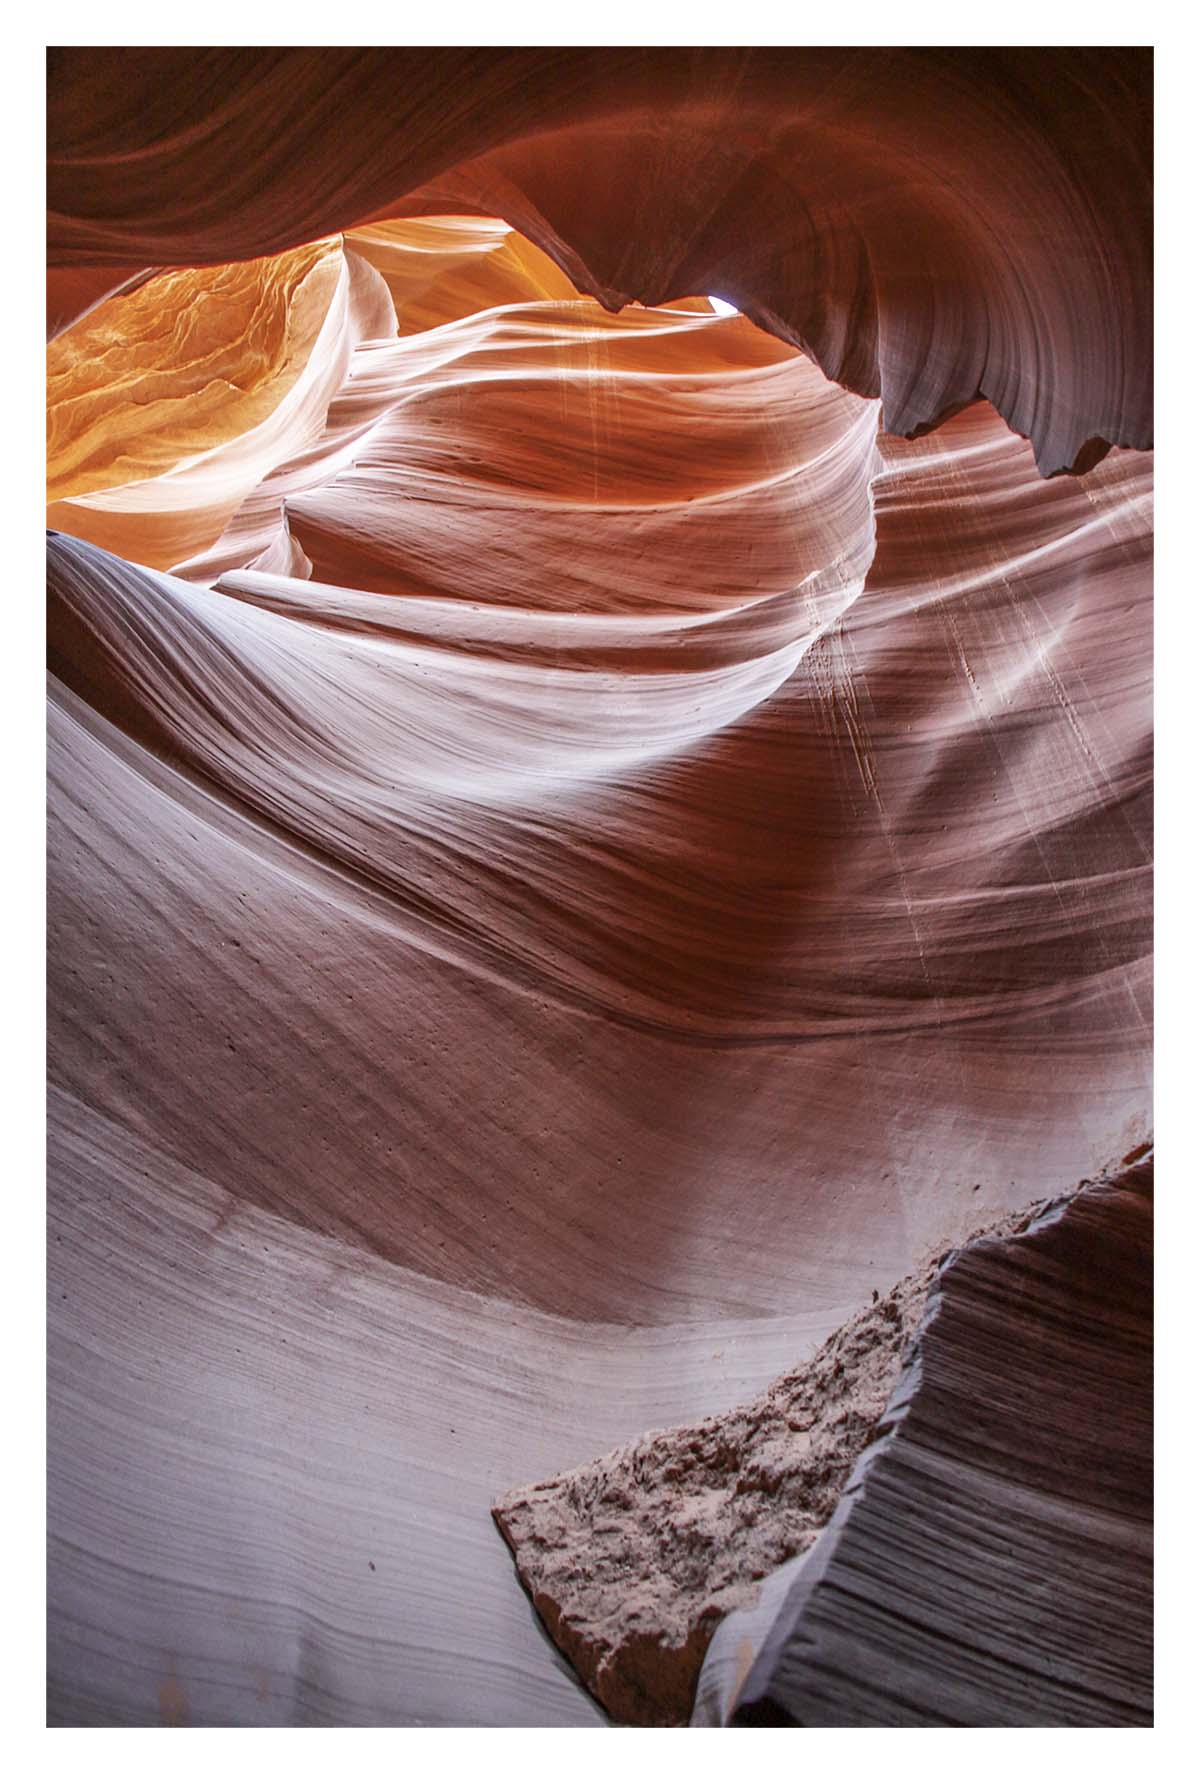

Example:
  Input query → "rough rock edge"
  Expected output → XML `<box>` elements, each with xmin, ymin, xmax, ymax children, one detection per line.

<box><xmin>491</xmin><ymin>1173</ymin><xmax>1128</xmax><ymax>1726</ymax></box>
<box><xmin>728</xmin><ymin>1147</ymin><xmax>1153</xmax><ymax>1727</ymax></box>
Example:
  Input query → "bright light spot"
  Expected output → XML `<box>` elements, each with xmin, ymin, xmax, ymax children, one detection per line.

<box><xmin>708</xmin><ymin>296</ymin><xmax>738</xmax><ymax>317</ymax></box>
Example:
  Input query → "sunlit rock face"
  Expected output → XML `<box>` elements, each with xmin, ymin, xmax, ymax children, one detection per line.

<box><xmin>47</xmin><ymin>48</ymin><xmax>1151</xmax><ymax>1728</ymax></box>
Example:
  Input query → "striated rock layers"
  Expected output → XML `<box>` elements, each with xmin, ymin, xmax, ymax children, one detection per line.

<box><xmin>46</xmin><ymin>48</ymin><xmax>1152</xmax><ymax>1728</ymax></box>
<box><xmin>494</xmin><ymin>1197</ymin><xmax>1033</xmax><ymax>1725</ymax></box>
<box><xmin>733</xmin><ymin>1156</ymin><xmax>1153</xmax><ymax>1727</ymax></box>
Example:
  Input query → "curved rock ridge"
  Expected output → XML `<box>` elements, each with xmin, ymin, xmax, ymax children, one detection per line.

<box><xmin>48</xmin><ymin>47</ymin><xmax>1151</xmax><ymax>473</ymax></box>
<box><xmin>45</xmin><ymin>220</ymin><xmax>784</xmax><ymax>586</ymax></box>
<box><xmin>346</xmin><ymin>214</ymin><xmax>582</xmax><ymax>333</ymax></box>
<box><xmin>729</xmin><ymin>1155</ymin><xmax>1153</xmax><ymax>1727</ymax></box>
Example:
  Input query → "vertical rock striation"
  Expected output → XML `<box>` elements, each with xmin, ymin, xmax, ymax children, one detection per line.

<box><xmin>732</xmin><ymin>1158</ymin><xmax>1153</xmax><ymax>1727</ymax></box>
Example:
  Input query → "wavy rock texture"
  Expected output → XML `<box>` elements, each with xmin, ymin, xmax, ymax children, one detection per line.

<box><xmin>729</xmin><ymin>1158</ymin><xmax>1153</xmax><ymax>1727</ymax></box>
<box><xmin>46</xmin><ymin>46</ymin><xmax>1152</xmax><ymax>1730</ymax></box>
<box><xmin>46</xmin><ymin>237</ymin><xmax>396</xmax><ymax>571</ymax></box>
<box><xmin>49</xmin><ymin>47</ymin><xmax>1150</xmax><ymax>474</ymax></box>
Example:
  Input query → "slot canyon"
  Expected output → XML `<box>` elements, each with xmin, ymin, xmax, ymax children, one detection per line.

<box><xmin>46</xmin><ymin>45</ymin><xmax>1153</xmax><ymax>1728</ymax></box>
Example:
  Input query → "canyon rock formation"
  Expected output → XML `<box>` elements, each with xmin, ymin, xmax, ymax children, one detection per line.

<box><xmin>46</xmin><ymin>47</ymin><xmax>1152</xmax><ymax>1728</ymax></box>
<box><xmin>495</xmin><ymin>1196</ymin><xmax>1032</xmax><ymax>1726</ymax></box>
<box><xmin>731</xmin><ymin>1157</ymin><xmax>1153</xmax><ymax>1727</ymax></box>
<box><xmin>496</xmin><ymin>1162</ymin><xmax>1151</xmax><ymax>1728</ymax></box>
